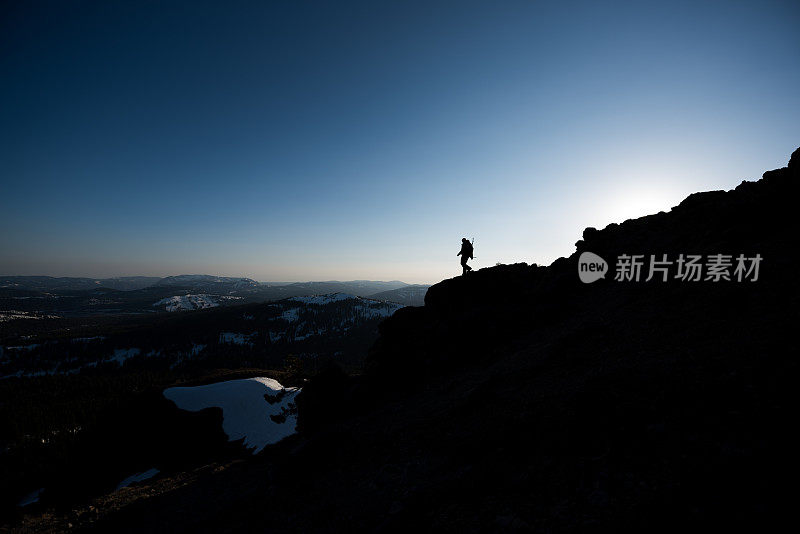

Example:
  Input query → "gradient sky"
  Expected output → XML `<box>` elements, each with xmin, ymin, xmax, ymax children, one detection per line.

<box><xmin>1</xmin><ymin>0</ymin><xmax>798</xmax><ymax>284</ymax></box>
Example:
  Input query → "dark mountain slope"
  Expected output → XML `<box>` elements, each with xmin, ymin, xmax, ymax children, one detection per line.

<box><xmin>367</xmin><ymin>148</ymin><xmax>797</xmax><ymax>387</ymax></box>
<box><xmin>79</xmin><ymin>148</ymin><xmax>798</xmax><ymax>533</ymax></box>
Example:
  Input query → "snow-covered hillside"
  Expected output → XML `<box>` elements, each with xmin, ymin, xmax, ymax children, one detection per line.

<box><xmin>164</xmin><ymin>377</ymin><xmax>299</xmax><ymax>453</ymax></box>
<box><xmin>152</xmin><ymin>294</ymin><xmax>243</xmax><ymax>312</ymax></box>
<box><xmin>1</xmin><ymin>292</ymin><xmax>406</xmax><ymax>379</ymax></box>
<box><xmin>153</xmin><ymin>294</ymin><xmax>219</xmax><ymax>312</ymax></box>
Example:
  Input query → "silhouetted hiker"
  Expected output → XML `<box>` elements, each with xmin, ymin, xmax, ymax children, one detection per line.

<box><xmin>458</xmin><ymin>238</ymin><xmax>474</xmax><ymax>275</ymax></box>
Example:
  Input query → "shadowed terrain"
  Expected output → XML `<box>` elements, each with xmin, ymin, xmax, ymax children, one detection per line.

<box><xmin>14</xmin><ymin>148</ymin><xmax>799</xmax><ymax>532</ymax></box>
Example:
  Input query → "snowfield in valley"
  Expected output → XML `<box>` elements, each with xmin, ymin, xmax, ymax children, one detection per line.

<box><xmin>163</xmin><ymin>377</ymin><xmax>299</xmax><ymax>453</ymax></box>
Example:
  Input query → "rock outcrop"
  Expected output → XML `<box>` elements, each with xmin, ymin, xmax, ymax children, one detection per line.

<box><xmin>89</xmin><ymin>148</ymin><xmax>799</xmax><ymax>533</ymax></box>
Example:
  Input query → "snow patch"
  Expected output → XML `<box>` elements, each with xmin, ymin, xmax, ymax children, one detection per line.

<box><xmin>269</xmin><ymin>331</ymin><xmax>284</xmax><ymax>342</ymax></box>
<box><xmin>153</xmin><ymin>294</ymin><xmax>220</xmax><ymax>312</ymax></box>
<box><xmin>5</xmin><ymin>343</ymin><xmax>40</xmax><ymax>351</ymax></box>
<box><xmin>279</xmin><ymin>308</ymin><xmax>300</xmax><ymax>322</ymax></box>
<box><xmin>352</xmin><ymin>301</ymin><xmax>404</xmax><ymax>319</ymax></box>
<box><xmin>0</xmin><ymin>311</ymin><xmax>60</xmax><ymax>322</ymax></box>
<box><xmin>219</xmin><ymin>332</ymin><xmax>257</xmax><ymax>346</ymax></box>
<box><xmin>107</xmin><ymin>348</ymin><xmax>140</xmax><ymax>366</ymax></box>
<box><xmin>164</xmin><ymin>377</ymin><xmax>299</xmax><ymax>453</ymax></box>
<box><xmin>6</xmin><ymin>343</ymin><xmax>41</xmax><ymax>351</ymax></box>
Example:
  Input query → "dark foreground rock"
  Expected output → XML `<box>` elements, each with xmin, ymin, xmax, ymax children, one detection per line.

<box><xmin>72</xmin><ymin>148</ymin><xmax>800</xmax><ymax>533</ymax></box>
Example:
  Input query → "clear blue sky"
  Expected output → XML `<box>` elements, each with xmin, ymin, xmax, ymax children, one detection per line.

<box><xmin>1</xmin><ymin>0</ymin><xmax>798</xmax><ymax>283</ymax></box>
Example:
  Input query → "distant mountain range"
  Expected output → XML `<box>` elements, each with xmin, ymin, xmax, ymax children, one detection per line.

<box><xmin>0</xmin><ymin>276</ymin><xmax>162</xmax><ymax>292</ymax></box>
<box><xmin>0</xmin><ymin>276</ymin><xmax>423</xmax><ymax>299</ymax></box>
<box><xmin>154</xmin><ymin>275</ymin><xmax>261</xmax><ymax>293</ymax></box>
<box><xmin>367</xmin><ymin>284</ymin><xmax>429</xmax><ymax>306</ymax></box>
<box><xmin>0</xmin><ymin>276</ymin><xmax>429</xmax><ymax>319</ymax></box>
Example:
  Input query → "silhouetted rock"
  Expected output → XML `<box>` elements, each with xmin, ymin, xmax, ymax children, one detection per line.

<box><xmin>86</xmin><ymin>148</ymin><xmax>800</xmax><ymax>533</ymax></box>
<box><xmin>788</xmin><ymin>146</ymin><xmax>800</xmax><ymax>170</ymax></box>
<box><xmin>357</xmin><ymin>146</ymin><xmax>800</xmax><ymax>528</ymax></box>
